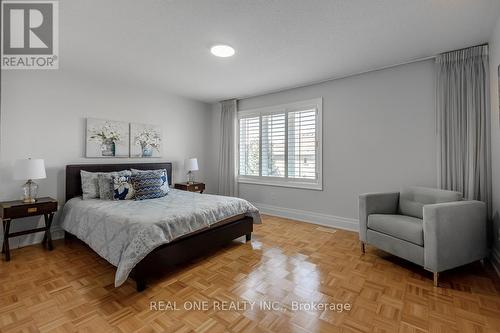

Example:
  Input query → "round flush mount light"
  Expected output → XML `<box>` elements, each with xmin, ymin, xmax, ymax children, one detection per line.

<box><xmin>210</xmin><ymin>44</ymin><xmax>235</xmax><ymax>57</ymax></box>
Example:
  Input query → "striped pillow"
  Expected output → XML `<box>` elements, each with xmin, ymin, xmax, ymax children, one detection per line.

<box><xmin>131</xmin><ymin>169</ymin><xmax>169</xmax><ymax>194</ymax></box>
<box><xmin>131</xmin><ymin>172</ymin><xmax>167</xmax><ymax>200</ymax></box>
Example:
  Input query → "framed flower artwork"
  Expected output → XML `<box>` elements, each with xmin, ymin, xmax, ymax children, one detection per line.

<box><xmin>86</xmin><ymin>118</ymin><xmax>130</xmax><ymax>158</ymax></box>
<box><xmin>130</xmin><ymin>123</ymin><xmax>162</xmax><ymax>158</ymax></box>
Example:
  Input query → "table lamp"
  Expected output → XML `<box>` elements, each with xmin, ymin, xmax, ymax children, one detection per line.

<box><xmin>13</xmin><ymin>158</ymin><xmax>46</xmax><ymax>203</ymax></box>
<box><xmin>185</xmin><ymin>158</ymin><xmax>199</xmax><ymax>184</ymax></box>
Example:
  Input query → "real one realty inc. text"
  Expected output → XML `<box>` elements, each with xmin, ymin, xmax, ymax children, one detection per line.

<box><xmin>150</xmin><ymin>300</ymin><xmax>352</xmax><ymax>312</ymax></box>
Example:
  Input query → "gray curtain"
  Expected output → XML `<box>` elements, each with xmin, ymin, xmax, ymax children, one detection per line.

<box><xmin>218</xmin><ymin>99</ymin><xmax>238</xmax><ymax>196</ymax></box>
<box><xmin>436</xmin><ymin>45</ymin><xmax>491</xmax><ymax>216</ymax></box>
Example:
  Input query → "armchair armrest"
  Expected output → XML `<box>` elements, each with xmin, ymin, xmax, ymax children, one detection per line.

<box><xmin>423</xmin><ymin>200</ymin><xmax>487</xmax><ymax>272</ymax></box>
<box><xmin>358</xmin><ymin>192</ymin><xmax>399</xmax><ymax>241</ymax></box>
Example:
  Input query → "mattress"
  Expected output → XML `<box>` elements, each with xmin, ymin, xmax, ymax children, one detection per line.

<box><xmin>60</xmin><ymin>189</ymin><xmax>260</xmax><ymax>286</ymax></box>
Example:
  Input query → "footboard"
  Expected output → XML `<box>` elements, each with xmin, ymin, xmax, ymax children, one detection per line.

<box><xmin>131</xmin><ymin>217</ymin><xmax>253</xmax><ymax>291</ymax></box>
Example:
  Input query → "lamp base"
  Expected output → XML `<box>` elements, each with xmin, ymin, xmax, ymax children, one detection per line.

<box><xmin>22</xmin><ymin>180</ymin><xmax>39</xmax><ymax>203</ymax></box>
<box><xmin>187</xmin><ymin>171</ymin><xmax>195</xmax><ymax>184</ymax></box>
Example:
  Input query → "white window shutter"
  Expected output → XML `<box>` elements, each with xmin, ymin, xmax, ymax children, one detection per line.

<box><xmin>239</xmin><ymin>116</ymin><xmax>260</xmax><ymax>176</ymax></box>
<box><xmin>261</xmin><ymin>113</ymin><xmax>286</xmax><ymax>177</ymax></box>
<box><xmin>287</xmin><ymin>109</ymin><xmax>317</xmax><ymax>180</ymax></box>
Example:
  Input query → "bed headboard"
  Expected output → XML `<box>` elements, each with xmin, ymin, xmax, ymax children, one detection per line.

<box><xmin>65</xmin><ymin>162</ymin><xmax>173</xmax><ymax>202</ymax></box>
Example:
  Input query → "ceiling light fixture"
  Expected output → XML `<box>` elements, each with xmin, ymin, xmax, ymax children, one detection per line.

<box><xmin>210</xmin><ymin>44</ymin><xmax>235</xmax><ymax>57</ymax></box>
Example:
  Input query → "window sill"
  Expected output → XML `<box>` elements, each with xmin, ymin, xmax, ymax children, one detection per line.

<box><xmin>238</xmin><ymin>177</ymin><xmax>323</xmax><ymax>191</ymax></box>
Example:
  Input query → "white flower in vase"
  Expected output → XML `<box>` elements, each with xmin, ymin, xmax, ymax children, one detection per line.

<box><xmin>134</xmin><ymin>128</ymin><xmax>161</xmax><ymax>157</ymax></box>
<box><xmin>88</xmin><ymin>122</ymin><xmax>122</xmax><ymax>156</ymax></box>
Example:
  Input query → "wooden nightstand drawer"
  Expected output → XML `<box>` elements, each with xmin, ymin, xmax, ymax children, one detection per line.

<box><xmin>191</xmin><ymin>184</ymin><xmax>204</xmax><ymax>192</ymax></box>
<box><xmin>174</xmin><ymin>182</ymin><xmax>205</xmax><ymax>193</ymax></box>
<box><xmin>1</xmin><ymin>199</ymin><xmax>57</xmax><ymax>219</ymax></box>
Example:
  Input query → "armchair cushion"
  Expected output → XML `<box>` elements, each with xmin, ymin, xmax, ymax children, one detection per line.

<box><xmin>398</xmin><ymin>186</ymin><xmax>462</xmax><ymax>219</ymax></box>
<box><xmin>358</xmin><ymin>192</ymin><xmax>399</xmax><ymax>242</ymax></box>
<box><xmin>368</xmin><ymin>214</ymin><xmax>423</xmax><ymax>246</ymax></box>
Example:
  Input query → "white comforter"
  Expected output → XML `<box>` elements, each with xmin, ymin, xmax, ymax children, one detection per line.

<box><xmin>60</xmin><ymin>189</ymin><xmax>260</xmax><ymax>286</ymax></box>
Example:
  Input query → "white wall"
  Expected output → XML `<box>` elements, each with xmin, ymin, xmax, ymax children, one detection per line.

<box><xmin>489</xmin><ymin>16</ymin><xmax>500</xmax><ymax>273</ymax></box>
<box><xmin>0</xmin><ymin>70</ymin><xmax>212</xmax><ymax>249</ymax></box>
<box><xmin>212</xmin><ymin>60</ymin><xmax>437</xmax><ymax>228</ymax></box>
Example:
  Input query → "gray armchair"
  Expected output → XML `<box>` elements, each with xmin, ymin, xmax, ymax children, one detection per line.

<box><xmin>359</xmin><ymin>186</ymin><xmax>487</xmax><ymax>286</ymax></box>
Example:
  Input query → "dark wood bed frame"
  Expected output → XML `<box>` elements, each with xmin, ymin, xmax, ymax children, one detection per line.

<box><xmin>65</xmin><ymin>162</ymin><xmax>253</xmax><ymax>292</ymax></box>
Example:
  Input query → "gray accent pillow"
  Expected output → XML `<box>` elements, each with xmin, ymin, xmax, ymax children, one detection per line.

<box><xmin>98</xmin><ymin>170</ymin><xmax>132</xmax><ymax>200</ymax></box>
<box><xmin>81</xmin><ymin>170</ymin><xmax>100</xmax><ymax>200</ymax></box>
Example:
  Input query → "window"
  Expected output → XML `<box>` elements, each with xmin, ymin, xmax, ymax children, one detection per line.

<box><xmin>238</xmin><ymin>98</ymin><xmax>322</xmax><ymax>190</ymax></box>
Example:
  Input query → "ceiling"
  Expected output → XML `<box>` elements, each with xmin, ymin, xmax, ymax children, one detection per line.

<box><xmin>63</xmin><ymin>0</ymin><xmax>500</xmax><ymax>102</ymax></box>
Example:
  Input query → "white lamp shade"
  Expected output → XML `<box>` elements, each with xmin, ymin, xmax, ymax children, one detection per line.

<box><xmin>13</xmin><ymin>159</ymin><xmax>46</xmax><ymax>180</ymax></box>
<box><xmin>185</xmin><ymin>158</ymin><xmax>199</xmax><ymax>172</ymax></box>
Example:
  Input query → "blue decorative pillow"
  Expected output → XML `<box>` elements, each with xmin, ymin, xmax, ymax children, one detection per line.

<box><xmin>98</xmin><ymin>170</ymin><xmax>132</xmax><ymax>200</ymax></box>
<box><xmin>130</xmin><ymin>169</ymin><xmax>169</xmax><ymax>195</ymax></box>
<box><xmin>112</xmin><ymin>175</ymin><xmax>135</xmax><ymax>200</ymax></box>
<box><xmin>131</xmin><ymin>172</ymin><xmax>167</xmax><ymax>200</ymax></box>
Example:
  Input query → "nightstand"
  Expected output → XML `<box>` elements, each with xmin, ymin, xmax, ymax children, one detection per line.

<box><xmin>1</xmin><ymin>197</ymin><xmax>58</xmax><ymax>261</ymax></box>
<box><xmin>174</xmin><ymin>182</ymin><xmax>205</xmax><ymax>193</ymax></box>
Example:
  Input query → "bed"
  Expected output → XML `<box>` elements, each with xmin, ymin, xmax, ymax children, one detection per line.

<box><xmin>61</xmin><ymin>162</ymin><xmax>260</xmax><ymax>291</ymax></box>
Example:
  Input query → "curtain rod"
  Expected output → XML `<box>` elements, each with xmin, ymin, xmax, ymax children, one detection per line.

<box><xmin>236</xmin><ymin>55</ymin><xmax>436</xmax><ymax>101</ymax></box>
<box><xmin>439</xmin><ymin>43</ymin><xmax>488</xmax><ymax>55</ymax></box>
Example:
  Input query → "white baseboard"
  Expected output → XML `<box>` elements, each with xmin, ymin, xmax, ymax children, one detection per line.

<box><xmin>51</xmin><ymin>226</ymin><xmax>65</xmax><ymax>240</ymax></box>
<box><xmin>491</xmin><ymin>247</ymin><xmax>500</xmax><ymax>278</ymax></box>
<box><xmin>253</xmin><ymin>202</ymin><xmax>359</xmax><ymax>232</ymax></box>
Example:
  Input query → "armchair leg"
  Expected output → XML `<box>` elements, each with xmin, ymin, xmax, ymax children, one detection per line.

<box><xmin>433</xmin><ymin>272</ymin><xmax>439</xmax><ymax>287</ymax></box>
<box><xmin>360</xmin><ymin>241</ymin><xmax>365</xmax><ymax>254</ymax></box>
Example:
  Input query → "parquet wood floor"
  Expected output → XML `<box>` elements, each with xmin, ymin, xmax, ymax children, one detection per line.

<box><xmin>1</xmin><ymin>215</ymin><xmax>499</xmax><ymax>333</ymax></box>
